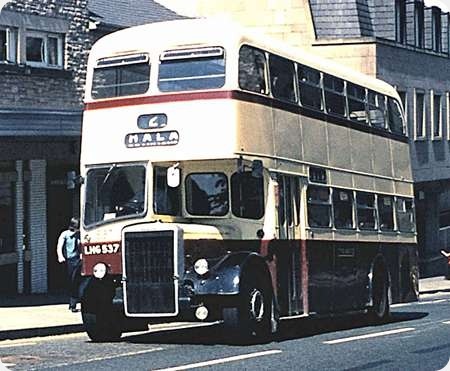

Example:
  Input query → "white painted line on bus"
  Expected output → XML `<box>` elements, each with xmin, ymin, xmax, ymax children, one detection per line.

<box><xmin>323</xmin><ymin>327</ymin><xmax>415</xmax><ymax>345</ymax></box>
<box><xmin>153</xmin><ymin>349</ymin><xmax>283</xmax><ymax>371</ymax></box>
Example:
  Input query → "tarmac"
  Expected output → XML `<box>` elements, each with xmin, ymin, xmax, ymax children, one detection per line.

<box><xmin>0</xmin><ymin>276</ymin><xmax>449</xmax><ymax>341</ymax></box>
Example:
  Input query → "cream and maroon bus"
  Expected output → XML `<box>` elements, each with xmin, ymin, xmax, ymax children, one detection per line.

<box><xmin>79</xmin><ymin>18</ymin><xmax>418</xmax><ymax>342</ymax></box>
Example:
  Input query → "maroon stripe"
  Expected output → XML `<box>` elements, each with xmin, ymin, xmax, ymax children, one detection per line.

<box><xmin>85</xmin><ymin>90</ymin><xmax>235</xmax><ymax>110</ymax></box>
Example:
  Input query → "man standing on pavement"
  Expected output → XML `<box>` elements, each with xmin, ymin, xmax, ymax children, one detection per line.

<box><xmin>57</xmin><ymin>217</ymin><xmax>81</xmax><ymax>312</ymax></box>
<box><xmin>441</xmin><ymin>250</ymin><xmax>450</xmax><ymax>280</ymax></box>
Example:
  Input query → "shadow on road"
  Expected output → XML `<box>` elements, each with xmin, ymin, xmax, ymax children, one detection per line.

<box><xmin>122</xmin><ymin>311</ymin><xmax>428</xmax><ymax>346</ymax></box>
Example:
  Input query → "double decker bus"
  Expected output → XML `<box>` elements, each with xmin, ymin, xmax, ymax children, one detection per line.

<box><xmin>79</xmin><ymin>18</ymin><xmax>418</xmax><ymax>342</ymax></box>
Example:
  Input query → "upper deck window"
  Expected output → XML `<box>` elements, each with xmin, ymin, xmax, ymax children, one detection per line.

<box><xmin>347</xmin><ymin>83</ymin><xmax>367</xmax><ymax>124</ymax></box>
<box><xmin>239</xmin><ymin>45</ymin><xmax>267</xmax><ymax>94</ymax></box>
<box><xmin>158</xmin><ymin>47</ymin><xmax>225</xmax><ymax>92</ymax></box>
<box><xmin>92</xmin><ymin>54</ymin><xmax>150</xmax><ymax>99</ymax></box>
<box><xmin>298</xmin><ymin>65</ymin><xmax>323</xmax><ymax>111</ymax></box>
<box><xmin>269</xmin><ymin>54</ymin><xmax>296</xmax><ymax>102</ymax></box>
<box><xmin>387</xmin><ymin>97</ymin><xmax>404</xmax><ymax>135</ymax></box>
<box><xmin>324</xmin><ymin>75</ymin><xmax>346</xmax><ymax>116</ymax></box>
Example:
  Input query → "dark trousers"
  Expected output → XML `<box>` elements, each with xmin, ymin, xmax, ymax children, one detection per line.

<box><xmin>66</xmin><ymin>256</ymin><xmax>81</xmax><ymax>308</ymax></box>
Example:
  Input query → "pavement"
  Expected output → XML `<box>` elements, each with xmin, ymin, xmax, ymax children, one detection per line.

<box><xmin>0</xmin><ymin>277</ymin><xmax>449</xmax><ymax>341</ymax></box>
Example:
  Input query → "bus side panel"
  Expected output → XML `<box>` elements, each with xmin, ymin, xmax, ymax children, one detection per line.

<box><xmin>307</xmin><ymin>239</ymin><xmax>419</xmax><ymax>315</ymax></box>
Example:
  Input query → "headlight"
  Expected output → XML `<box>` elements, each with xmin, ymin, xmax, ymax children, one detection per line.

<box><xmin>93</xmin><ymin>262</ymin><xmax>107</xmax><ymax>279</ymax></box>
<box><xmin>194</xmin><ymin>258</ymin><xmax>209</xmax><ymax>276</ymax></box>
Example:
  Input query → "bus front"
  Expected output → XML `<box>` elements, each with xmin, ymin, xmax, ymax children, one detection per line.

<box><xmin>79</xmin><ymin>21</ymin><xmax>272</xmax><ymax>342</ymax></box>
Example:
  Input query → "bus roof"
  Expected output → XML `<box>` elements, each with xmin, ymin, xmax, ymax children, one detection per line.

<box><xmin>89</xmin><ymin>18</ymin><xmax>399</xmax><ymax>99</ymax></box>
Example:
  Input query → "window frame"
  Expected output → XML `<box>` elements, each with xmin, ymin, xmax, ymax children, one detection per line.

<box><xmin>395</xmin><ymin>0</ymin><xmax>407</xmax><ymax>44</ymax></box>
<box><xmin>25</xmin><ymin>30</ymin><xmax>64</xmax><ymax>68</ymax></box>
<box><xmin>356</xmin><ymin>192</ymin><xmax>377</xmax><ymax>231</ymax></box>
<box><xmin>0</xmin><ymin>26</ymin><xmax>17</xmax><ymax>64</ymax></box>
<box><xmin>415</xmin><ymin>2</ymin><xmax>425</xmax><ymax>48</ymax></box>
<box><xmin>414</xmin><ymin>89</ymin><xmax>426</xmax><ymax>140</ymax></box>
<box><xmin>307</xmin><ymin>185</ymin><xmax>332</xmax><ymax>228</ymax></box>
<box><xmin>332</xmin><ymin>188</ymin><xmax>355</xmax><ymax>230</ymax></box>
<box><xmin>238</xmin><ymin>45</ymin><xmax>268</xmax><ymax>95</ymax></box>
<box><xmin>432</xmin><ymin>91</ymin><xmax>443</xmax><ymax>140</ymax></box>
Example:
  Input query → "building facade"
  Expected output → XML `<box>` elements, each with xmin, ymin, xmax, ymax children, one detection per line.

<box><xmin>160</xmin><ymin>0</ymin><xmax>450</xmax><ymax>277</ymax></box>
<box><xmin>0</xmin><ymin>0</ymin><xmax>182</xmax><ymax>295</ymax></box>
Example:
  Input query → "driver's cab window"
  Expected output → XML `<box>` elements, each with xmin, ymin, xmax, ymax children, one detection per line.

<box><xmin>153</xmin><ymin>166</ymin><xmax>181</xmax><ymax>216</ymax></box>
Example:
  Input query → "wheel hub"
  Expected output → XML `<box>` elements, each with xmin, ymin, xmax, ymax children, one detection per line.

<box><xmin>249</xmin><ymin>289</ymin><xmax>264</xmax><ymax>322</ymax></box>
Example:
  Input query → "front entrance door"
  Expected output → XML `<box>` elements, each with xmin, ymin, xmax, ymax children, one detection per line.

<box><xmin>276</xmin><ymin>174</ymin><xmax>303</xmax><ymax>315</ymax></box>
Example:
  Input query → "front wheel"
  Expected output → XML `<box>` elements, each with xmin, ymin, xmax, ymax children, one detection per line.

<box><xmin>223</xmin><ymin>272</ymin><xmax>273</xmax><ymax>342</ymax></box>
<box><xmin>82</xmin><ymin>305</ymin><xmax>122</xmax><ymax>342</ymax></box>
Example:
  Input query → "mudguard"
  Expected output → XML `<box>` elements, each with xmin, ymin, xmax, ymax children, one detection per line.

<box><xmin>190</xmin><ymin>251</ymin><xmax>270</xmax><ymax>296</ymax></box>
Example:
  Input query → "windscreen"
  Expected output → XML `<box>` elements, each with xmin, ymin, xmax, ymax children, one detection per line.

<box><xmin>84</xmin><ymin>165</ymin><xmax>146</xmax><ymax>226</ymax></box>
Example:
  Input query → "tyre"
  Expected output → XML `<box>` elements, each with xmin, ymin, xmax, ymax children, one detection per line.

<box><xmin>81</xmin><ymin>306</ymin><xmax>122</xmax><ymax>342</ymax></box>
<box><xmin>223</xmin><ymin>272</ymin><xmax>273</xmax><ymax>342</ymax></box>
<box><xmin>369</xmin><ymin>267</ymin><xmax>390</xmax><ymax>323</ymax></box>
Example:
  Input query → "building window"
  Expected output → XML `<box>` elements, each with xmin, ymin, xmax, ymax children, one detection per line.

<box><xmin>415</xmin><ymin>90</ymin><xmax>426</xmax><ymax>139</ymax></box>
<box><xmin>0</xmin><ymin>27</ymin><xmax>17</xmax><ymax>63</ymax></box>
<box><xmin>432</xmin><ymin>92</ymin><xmax>442</xmax><ymax>139</ymax></box>
<box><xmin>415</xmin><ymin>2</ymin><xmax>425</xmax><ymax>48</ymax></box>
<box><xmin>25</xmin><ymin>31</ymin><xmax>64</xmax><ymax>68</ymax></box>
<box><xmin>395</xmin><ymin>0</ymin><xmax>407</xmax><ymax>44</ymax></box>
<box><xmin>432</xmin><ymin>8</ymin><xmax>442</xmax><ymax>52</ymax></box>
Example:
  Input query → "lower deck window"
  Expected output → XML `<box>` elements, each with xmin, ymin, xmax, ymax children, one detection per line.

<box><xmin>333</xmin><ymin>188</ymin><xmax>354</xmax><ymax>229</ymax></box>
<box><xmin>378</xmin><ymin>195</ymin><xmax>394</xmax><ymax>231</ymax></box>
<box><xmin>356</xmin><ymin>192</ymin><xmax>376</xmax><ymax>230</ymax></box>
<box><xmin>307</xmin><ymin>186</ymin><xmax>331</xmax><ymax>228</ymax></box>
<box><xmin>231</xmin><ymin>172</ymin><xmax>264</xmax><ymax>219</ymax></box>
<box><xmin>185</xmin><ymin>173</ymin><xmax>228</xmax><ymax>216</ymax></box>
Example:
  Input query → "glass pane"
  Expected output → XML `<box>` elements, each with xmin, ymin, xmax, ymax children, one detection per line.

<box><xmin>0</xmin><ymin>181</ymin><xmax>15</xmax><ymax>253</ymax></box>
<box><xmin>186</xmin><ymin>173</ymin><xmax>228</xmax><ymax>216</ymax></box>
<box><xmin>397</xmin><ymin>198</ymin><xmax>415</xmax><ymax>232</ymax></box>
<box><xmin>153</xmin><ymin>167</ymin><xmax>181</xmax><ymax>216</ymax></box>
<box><xmin>92</xmin><ymin>62</ymin><xmax>150</xmax><ymax>99</ymax></box>
<box><xmin>307</xmin><ymin>186</ymin><xmax>331</xmax><ymax>228</ymax></box>
<box><xmin>231</xmin><ymin>172</ymin><xmax>264</xmax><ymax>219</ymax></box>
<box><xmin>378</xmin><ymin>195</ymin><xmax>394</xmax><ymax>231</ymax></box>
<box><xmin>333</xmin><ymin>189</ymin><xmax>354</xmax><ymax>229</ymax></box>
<box><xmin>324</xmin><ymin>75</ymin><xmax>345</xmax><ymax>116</ymax></box>
<box><xmin>26</xmin><ymin>36</ymin><xmax>44</xmax><ymax>63</ymax></box>
<box><xmin>416</xmin><ymin>93</ymin><xmax>424</xmax><ymax>137</ymax></box>
<box><xmin>269</xmin><ymin>54</ymin><xmax>296</xmax><ymax>102</ymax></box>
<box><xmin>0</xmin><ymin>30</ymin><xmax>6</xmax><ymax>61</ymax></box>
<box><xmin>239</xmin><ymin>46</ymin><xmax>267</xmax><ymax>94</ymax></box>
<box><xmin>47</xmin><ymin>37</ymin><xmax>59</xmax><ymax>66</ymax></box>
<box><xmin>84</xmin><ymin>165</ymin><xmax>146</xmax><ymax>226</ymax></box>
<box><xmin>356</xmin><ymin>192</ymin><xmax>376</xmax><ymax>230</ymax></box>
<box><xmin>388</xmin><ymin>98</ymin><xmax>404</xmax><ymax>135</ymax></box>
<box><xmin>158</xmin><ymin>50</ymin><xmax>225</xmax><ymax>92</ymax></box>
<box><xmin>298</xmin><ymin>65</ymin><xmax>323</xmax><ymax>110</ymax></box>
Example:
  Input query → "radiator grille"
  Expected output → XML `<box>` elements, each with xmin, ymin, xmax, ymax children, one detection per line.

<box><xmin>123</xmin><ymin>230</ymin><xmax>176</xmax><ymax>315</ymax></box>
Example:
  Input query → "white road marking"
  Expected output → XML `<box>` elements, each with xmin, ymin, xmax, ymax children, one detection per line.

<box><xmin>418</xmin><ymin>299</ymin><xmax>447</xmax><ymax>305</ymax></box>
<box><xmin>443</xmin><ymin>320</ymin><xmax>450</xmax><ymax>325</ymax></box>
<box><xmin>0</xmin><ymin>341</ymin><xmax>36</xmax><ymax>348</ymax></box>
<box><xmin>323</xmin><ymin>327</ymin><xmax>415</xmax><ymax>344</ymax></box>
<box><xmin>153</xmin><ymin>350</ymin><xmax>283</xmax><ymax>371</ymax></box>
<box><xmin>45</xmin><ymin>347</ymin><xmax>164</xmax><ymax>369</ymax></box>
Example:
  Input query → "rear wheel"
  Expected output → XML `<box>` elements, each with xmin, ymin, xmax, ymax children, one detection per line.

<box><xmin>369</xmin><ymin>268</ymin><xmax>390</xmax><ymax>323</ymax></box>
<box><xmin>223</xmin><ymin>272</ymin><xmax>273</xmax><ymax>342</ymax></box>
